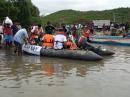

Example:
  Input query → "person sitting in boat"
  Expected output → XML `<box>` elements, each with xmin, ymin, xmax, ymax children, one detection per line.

<box><xmin>30</xmin><ymin>25</ymin><xmax>37</xmax><ymax>44</ymax></box>
<box><xmin>78</xmin><ymin>28</ymin><xmax>93</xmax><ymax>50</ymax></box>
<box><xmin>30</xmin><ymin>24</ymin><xmax>43</xmax><ymax>45</ymax></box>
<box><xmin>45</xmin><ymin>21</ymin><xmax>55</xmax><ymax>35</ymax></box>
<box><xmin>66</xmin><ymin>35</ymin><xmax>77</xmax><ymax>50</ymax></box>
<box><xmin>35</xmin><ymin>24</ymin><xmax>44</xmax><ymax>45</ymax></box>
<box><xmin>81</xmin><ymin>26</ymin><xmax>91</xmax><ymax>42</ymax></box>
<box><xmin>78</xmin><ymin>35</ymin><xmax>96</xmax><ymax>51</ymax></box>
<box><xmin>54</xmin><ymin>28</ymin><xmax>67</xmax><ymax>50</ymax></box>
<box><xmin>42</xmin><ymin>33</ymin><xmax>54</xmax><ymax>49</ymax></box>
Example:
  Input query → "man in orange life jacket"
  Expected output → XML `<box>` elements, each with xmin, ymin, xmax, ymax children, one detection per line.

<box><xmin>42</xmin><ymin>33</ymin><xmax>54</xmax><ymax>48</ymax></box>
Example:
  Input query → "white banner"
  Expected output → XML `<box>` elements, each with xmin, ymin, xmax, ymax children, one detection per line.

<box><xmin>22</xmin><ymin>44</ymin><xmax>42</xmax><ymax>55</ymax></box>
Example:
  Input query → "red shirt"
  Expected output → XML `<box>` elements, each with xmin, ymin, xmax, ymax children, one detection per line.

<box><xmin>82</xmin><ymin>29</ymin><xmax>90</xmax><ymax>37</ymax></box>
<box><xmin>3</xmin><ymin>27</ymin><xmax>12</xmax><ymax>35</ymax></box>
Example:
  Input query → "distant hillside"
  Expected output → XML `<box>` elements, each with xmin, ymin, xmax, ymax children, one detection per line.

<box><xmin>41</xmin><ymin>8</ymin><xmax>130</xmax><ymax>25</ymax></box>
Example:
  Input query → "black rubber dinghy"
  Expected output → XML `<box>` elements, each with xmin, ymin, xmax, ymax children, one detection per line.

<box><xmin>80</xmin><ymin>39</ymin><xmax>115</xmax><ymax>56</ymax></box>
<box><xmin>86</xmin><ymin>46</ymin><xmax>115</xmax><ymax>56</ymax></box>
<box><xmin>40</xmin><ymin>49</ymin><xmax>103</xmax><ymax>61</ymax></box>
<box><xmin>22</xmin><ymin>44</ymin><xmax>103</xmax><ymax>61</ymax></box>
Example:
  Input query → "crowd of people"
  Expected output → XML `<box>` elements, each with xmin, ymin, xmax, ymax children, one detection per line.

<box><xmin>0</xmin><ymin>17</ymin><xmax>93</xmax><ymax>55</ymax></box>
<box><xmin>29</xmin><ymin>21</ymin><xmax>92</xmax><ymax>51</ymax></box>
<box><xmin>1</xmin><ymin>16</ymin><xmax>129</xmax><ymax>55</ymax></box>
<box><xmin>101</xmin><ymin>22</ymin><xmax>130</xmax><ymax>36</ymax></box>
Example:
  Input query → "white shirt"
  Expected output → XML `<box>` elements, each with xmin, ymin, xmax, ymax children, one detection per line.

<box><xmin>13</xmin><ymin>28</ymin><xmax>28</xmax><ymax>44</ymax></box>
<box><xmin>54</xmin><ymin>34</ymin><xmax>67</xmax><ymax>49</ymax></box>
<box><xmin>0</xmin><ymin>25</ymin><xmax>3</xmax><ymax>33</ymax></box>
<box><xmin>31</xmin><ymin>26</ymin><xmax>38</xmax><ymax>33</ymax></box>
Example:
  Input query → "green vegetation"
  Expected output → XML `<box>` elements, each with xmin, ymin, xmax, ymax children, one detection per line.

<box><xmin>41</xmin><ymin>8</ymin><xmax>130</xmax><ymax>25</ymax></box>
<box><xmin>0</xmin><ymin>0</ymin><xmax>41</xmax><ymax>28</ymax></box>
<box><xmin>0</xmin><ymin>0</ymin><xmax>130</xmax><ymax>27</ymax></box>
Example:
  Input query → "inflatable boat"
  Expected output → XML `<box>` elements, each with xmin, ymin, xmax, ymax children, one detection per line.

<box><xmin>22</xmin><ymin>44</ymin><xmax>103</xmax><ymax>61</ymax></box>
<box><xmin>83</xmin><ymin>44</ymin><xmax>115</xmax><ymax>56</ymax></box>
<box><xmin>79</xmin><ymin>38</ymin><xmax>115</xmax><ymax>56</ymax></box>
<box><xmin>84</xmin><ymin>45</ymin><xmax>115</xmax><ymax>56</ymax></box>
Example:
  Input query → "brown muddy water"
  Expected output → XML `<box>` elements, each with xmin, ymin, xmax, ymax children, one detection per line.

<box><xmin>0</xmin><ymin>46</ymin><xmax>130</xmax><ymax>97</ymax></box>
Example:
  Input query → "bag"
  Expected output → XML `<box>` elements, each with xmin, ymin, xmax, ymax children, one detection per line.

<box><xmin>4</xmin><ymin>17</ymin><xmax>13</xmax><ymax>26</ymax></box>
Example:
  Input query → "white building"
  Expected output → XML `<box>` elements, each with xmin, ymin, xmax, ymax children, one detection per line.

<box><xmin>93</xmin><ymin>20</ymin><xmax>110</xmax><ymax>28</ymax></box>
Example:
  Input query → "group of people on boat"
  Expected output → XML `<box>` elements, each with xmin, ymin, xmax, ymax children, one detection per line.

<box><xmin>0</xmin><ymin>17</ymin><xmax>93</xmax><ymax>55</ymax></box>
<box><xmin>29</xmin><ymin>21</ymin><xmax>92</xmax><ymax>51</ymax></box>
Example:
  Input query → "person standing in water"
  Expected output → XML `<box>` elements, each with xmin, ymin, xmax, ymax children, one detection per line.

<box><xmin>13</xmin><ymin>28</ymin><xmax>29</xmax><ymax>55</ymax></box>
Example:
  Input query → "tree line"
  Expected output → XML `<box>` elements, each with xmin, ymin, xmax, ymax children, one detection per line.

<box><xmin>0</xmin><ymin>0</ymin><xmax>41</xmax><ymax>28</ymax></box>
<box><xmin>42</xmin><ymin>8</ymin><xmax>130</xmax><ymax>25</ymax></box>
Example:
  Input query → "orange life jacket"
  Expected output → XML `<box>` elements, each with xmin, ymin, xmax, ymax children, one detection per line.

<box><xmin>66</xmin><ymin>40</ymin><xmax>77</xmax><ymax>50</ymax></box>
<box><xmin>43</xmin><ymin>34</ymin><xmax>54</xmax><ymax>47</ymax></box>
<box><xmin>31</xmin><ymin>33</ymin><xmax>38</xmax><ymax>39</ymax></box>
<box><xmin>66</xmin><ymin>40</ymin><xmax>72</xmax><ymax>47</ymax></box>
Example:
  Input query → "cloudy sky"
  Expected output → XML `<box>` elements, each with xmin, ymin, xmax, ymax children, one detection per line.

<box><xmin>32</xmin><ymin>0</ymin><xmax>130</xmax><ymax>15</ymax></box>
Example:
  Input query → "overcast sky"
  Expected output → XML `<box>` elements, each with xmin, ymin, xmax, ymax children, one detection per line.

<box><xmin>32</xmin><ymin>0</ymin><xmax>130</xmax><ymax>15</ymax></box>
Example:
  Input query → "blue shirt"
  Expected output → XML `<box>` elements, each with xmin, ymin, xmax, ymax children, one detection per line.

<box><xmin>13</xmin><ymin>28</ymin><xmax>28</xmax><ymax>44</ymax></box>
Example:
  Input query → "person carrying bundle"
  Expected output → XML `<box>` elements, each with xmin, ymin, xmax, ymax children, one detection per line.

<box><xmin>3</xmin><ymin>17</ymin><xmax>13</xmax><ymax>48</ymax></box>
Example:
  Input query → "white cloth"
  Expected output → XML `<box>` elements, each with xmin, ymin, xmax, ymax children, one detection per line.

<box><xmin>4</xmin><ymin>17</ymin><xmax>13</xmax><ymax>26</ymax></box>
<box><xmin>31</xmin><ymin>26</ymin><xmax>38</xmax><ymax>33</ymax></box>
<box><xmin>69</xmin><ymin>35</ymin><xmax>75</xmax><ymax>42</ymax></box>
<box><xmin>13</xmin><ymin>28</ymin><xmax>28</xmax><ymax>44</ymax></box>
<box><xmin>0</xmin><ymin>25</ymin><xmax>3</xmax><ymax>33</ymax></box>
<box><xmin>54</xmin><ymin>34</ymin><xmax>67</xmax><ymax>49</ymax></box>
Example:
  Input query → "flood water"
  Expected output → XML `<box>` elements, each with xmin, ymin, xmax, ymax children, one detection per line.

<box><xmin>0</xmin><ymin>46</ymin><xmax>130</xmax><ymax>97</ymax></box>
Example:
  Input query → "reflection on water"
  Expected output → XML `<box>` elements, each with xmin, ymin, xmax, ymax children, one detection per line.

<box><xmin>0</xmin><ymin>49</ymin><xmax>103</xmax><ymax>90</ymax></box>
<box><xmin>0</xmin><ymin>46</ymin><xmax>130</xmax><ymax>97</ymax></box>
<box><xmin>0</xmin><ymin>52</ymin><xmax>104</xmax><ymax>88</ymax></box>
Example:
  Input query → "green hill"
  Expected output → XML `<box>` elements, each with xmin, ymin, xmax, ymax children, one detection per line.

<box><xmin>41</xmin><ymin>7</ymin><xmax>130</xmax><ymax>25</ymax></box>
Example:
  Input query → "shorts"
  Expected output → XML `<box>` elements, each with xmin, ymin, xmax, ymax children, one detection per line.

<box><xmin>4</xmin><ymin>35</ymin><xmax>13</xmax><ymax>43</ymax></box>
<box><xmin>14</xmin><ymin>40</ymin><xmax>22</xmax><ymax>49</ymax></box>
